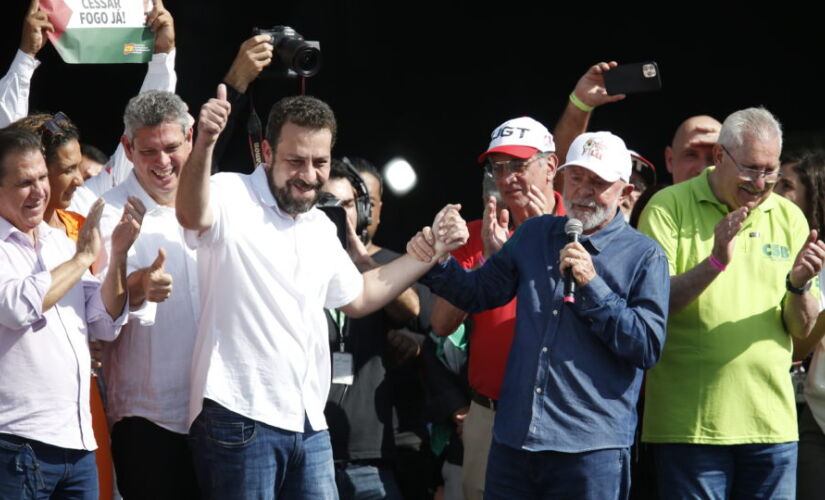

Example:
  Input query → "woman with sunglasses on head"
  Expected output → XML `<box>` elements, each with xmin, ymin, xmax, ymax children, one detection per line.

<box><xmin>774</xmin><ymin>150</ymin><xmax>825</xmax><ymax>500</ymax></box>
<box><xmin>8</xmin><ymin>112</ymin><xmax>116</xmax><ymax>500</ymax></box>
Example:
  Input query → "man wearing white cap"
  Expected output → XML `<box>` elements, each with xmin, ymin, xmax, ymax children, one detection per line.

<box><xmin>430</xmin><ymin>116</ymin><xmax>564</xmax><ymax>500</ymax></box>
<box><xmin>413</xmin><ymin>131</ymin><xmax>669</xmax><ymax>498</ymax></box>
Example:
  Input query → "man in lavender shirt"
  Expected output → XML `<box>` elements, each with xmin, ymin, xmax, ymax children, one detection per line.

<box><xmin>0</xmin><ymin>128</ymin><xmax>141</xmax><ymax>499</ymax></box>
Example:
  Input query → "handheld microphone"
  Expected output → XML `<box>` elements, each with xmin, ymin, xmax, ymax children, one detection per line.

<box><xmin>563</xmin><ymin>218</ymin><xmax>583</xmax><ymax>304</ymax></box>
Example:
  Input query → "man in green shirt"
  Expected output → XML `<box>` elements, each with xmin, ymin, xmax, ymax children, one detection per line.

<box><xmin>639</xmin><ymin>107</ymin><xmax>825</xmax><ymax>499</ymax></box>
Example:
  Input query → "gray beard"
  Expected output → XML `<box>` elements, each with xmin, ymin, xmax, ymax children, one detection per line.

<box><xmin>564</xmin><ymin>199</ymin><xmax>616</xmax><ymax>232</ymax></box>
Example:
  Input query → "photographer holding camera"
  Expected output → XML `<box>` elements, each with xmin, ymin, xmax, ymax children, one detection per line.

<box><xmin>321</xmin><ymin>159</ymin><xmax>428</xmax><ymax>499</ymax></box>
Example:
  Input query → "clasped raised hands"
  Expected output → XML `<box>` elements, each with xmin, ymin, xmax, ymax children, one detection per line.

<box><xmin>406</xmin><ymin>204</ymin><xmax>469</xmax><ymax>263</ymax></box>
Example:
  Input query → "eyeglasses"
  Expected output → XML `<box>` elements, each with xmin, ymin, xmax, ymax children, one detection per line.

<box><xmin>39</xmin><ymin>111</ymin><xmax>72</xmax><ymax>142</ymax></box>
<box><xmin>721</xmin><ymin>144</ymin><xmax>781</xmax><ymax>183</ymax></box>
<box><xmin>485</xmin><ymin>155</ymin><xmax>542</xmax><ymax>178</ymax></box>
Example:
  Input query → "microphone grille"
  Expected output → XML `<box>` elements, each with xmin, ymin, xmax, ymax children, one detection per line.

<box><xmin>564</xmin><ymin>218</ymin><xmax>583</xmax><ymax>235</ymax></box>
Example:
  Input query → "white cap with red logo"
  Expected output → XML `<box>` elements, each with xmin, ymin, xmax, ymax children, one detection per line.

<box><xmin>478</xmin><ymin>117</ymin><xmax>556</xmax><ymax>163</ymax></box>
<box><xmin>560</xmin><ymin>131</ymin><xmax>631</xmax><ymax>183</ymax></box>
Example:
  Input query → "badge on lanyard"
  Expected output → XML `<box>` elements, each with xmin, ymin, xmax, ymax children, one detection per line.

<box><xmin>332</xmin><ymin>351</ymin><xmax>354</xmax><ymax>385</ymax></box>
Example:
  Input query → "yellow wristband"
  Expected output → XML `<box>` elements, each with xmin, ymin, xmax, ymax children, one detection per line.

<box><xmin>569</xmin><ymin>92</ymin><xmax>594</xmax><ymax>112</ymax></box>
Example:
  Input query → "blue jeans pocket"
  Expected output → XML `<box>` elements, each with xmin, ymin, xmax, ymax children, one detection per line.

<box><xmin>202</xmin><ymin>402</ymin><xmax>257</xmax><ymax>448</ymax></box>
<box><xmin>0</xmin><ymin>436</ymin><xmax>44</xmax><ymax>499</ymax></box>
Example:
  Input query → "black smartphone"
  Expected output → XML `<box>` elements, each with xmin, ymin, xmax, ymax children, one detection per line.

<box><xmin>603</xmin><ymin>62</ymin><xmax>662</xmax><ymax>96</ymax></box>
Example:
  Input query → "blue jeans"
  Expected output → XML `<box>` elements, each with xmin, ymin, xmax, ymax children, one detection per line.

<box><xmin>0</xmin><ymin>433</ymin><xmax>98</xmax><ymax>500</ymax></box>
<box><xmin>653</xmin><ymin>442</ymin><xmax>797</xmax><ymax>500</ymax></box>
<box><xmin>189</xmin><ymin>399</ymin><xmax>338</xmax><ymax>500</ymax></box>
<box><xmin>484</xmin><ymin>440</ymin><xmax>630</xmax><ymax>500</ymax></box>
<box><xmin>334</xmin><ymin>462</ymin><xmax>402</xmax><ymax>500</ymax></box>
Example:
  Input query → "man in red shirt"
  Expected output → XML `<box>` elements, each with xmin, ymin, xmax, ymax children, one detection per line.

<box><xmin>431</xmin><ymin>115</ymin><xmax>565</xmax><ymax>500</ymax></box>
<box><xmin>431</xmin><ymin>61</ymin><xmax>624</xmax><ymax>499</ymax></box>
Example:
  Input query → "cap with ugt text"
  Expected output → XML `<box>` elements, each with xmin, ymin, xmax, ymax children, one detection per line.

<box><xmin>560</xmin><ymin>131</ymin><xmax>631</xmax><ymax>183</ymax></box>
<box><xmin>477</xmin><ymin>117</ymin><xmax>556</xmax><ymax>163</ymax></box>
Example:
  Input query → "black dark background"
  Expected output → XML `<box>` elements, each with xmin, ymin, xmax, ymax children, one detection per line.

<box><xmin>3</xmin><ymin>2</ymin><xmax>824</xmax><ymax>251</ymax></box>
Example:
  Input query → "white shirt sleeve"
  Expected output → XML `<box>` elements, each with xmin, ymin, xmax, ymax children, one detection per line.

<box><xmin>323</xmin><ymin>226</ymin><xmax>364</xmax><ymax>309</ymax></box>
<box><xmin>184</xmin><ymin>174</ymin><xmax>226</xmax><ymax>250</ymax></box>
<box><xmin>0</xmin><ymin>50</ymin><xmax>40</xmax><ymax>128</ymax></box>
<box><xmin>139</xmin><ymin>49</ymin><xmax>177</xmax><ymax>94</ymax></box>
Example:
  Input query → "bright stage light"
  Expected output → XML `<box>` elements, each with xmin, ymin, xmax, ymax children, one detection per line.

<box><xmin>383</xmin><ymin>157</ymin><xmax>417</xmax><ymax>196</ymax></box>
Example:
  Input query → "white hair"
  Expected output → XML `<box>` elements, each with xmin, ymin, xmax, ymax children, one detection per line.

<box><xmin>717</xmin><ymin>107</ymin><xmax>783</xmax><ymax>153</ymax></box>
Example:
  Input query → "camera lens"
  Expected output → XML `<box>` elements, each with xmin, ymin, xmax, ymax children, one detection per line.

<box><xmin>291</xmin><ymin>46</ymin><xmax>321</xmax><ymax>77</ymax></box>
<box><xmin>278</xmin><ymin>38</ymin><xmax>321</xmax><ymax>77</ymax></box>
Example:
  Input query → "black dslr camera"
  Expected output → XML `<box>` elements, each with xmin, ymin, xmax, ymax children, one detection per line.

<box><xmin>253</xmin><ymin>26</ymin><xmax>321</xmax><ymax>78</ymax></box>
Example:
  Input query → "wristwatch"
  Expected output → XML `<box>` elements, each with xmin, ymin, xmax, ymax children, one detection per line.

<box><xmin>786</xmin><ymin>272</ymin><xmax>812</xmax><ymax>295</ymax></box>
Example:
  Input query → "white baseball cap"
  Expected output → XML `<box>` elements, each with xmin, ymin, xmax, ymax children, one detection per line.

<box><xmin>560</xmin><ymin>131</ymin><xmax>631</xmax><ymax>182</ymax></box>
<box><xmin>478</xmin><ymin>116</ymin><xmax>556</xmax><ymax>163</ymax></box>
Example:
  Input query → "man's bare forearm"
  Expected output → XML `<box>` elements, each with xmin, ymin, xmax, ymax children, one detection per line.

<box><xmin>431</xmin><ymin>295</ymin><xmax>468</xmax><ymax>337</ymax></box>
<box><xmin>101</xmin><ymin>253</ymin><xmax>128</xmax><ymax>319</ymax></box>
<box><xmin>384</xmin><ymin>286</ymin><xmax>420</xmax><ymax>325</ymax></box>
<box><xmin>669</xmin><ymin>258</ymin><xmax>721</xmax><ymax>314</ymax></box>
<box><xmin>126</xmin><ymin>268</ymin><xmax>148</xmax><ymax>307</ymax></box>
<box><xmin>340</xmin><ymin>254</ymin><xmax>434</xmax><ymax>319</ymax></box>
<box><xmin>43</xmin><ymin>254</ymin><xmax>95</xmax><ymax>311</ymax></box>
<box><xmin>784</xmin><ymin>290</ymin><xmax>819</xmax><ymax>340</ymax></box>
<box><xmin>793</xmin><ymin>310</ymin><xmax>825</xmax><ymax>360</ymax></box>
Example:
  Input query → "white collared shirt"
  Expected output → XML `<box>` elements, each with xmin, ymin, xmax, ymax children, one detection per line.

<box><xmin>0</xmin><ymin>218</ymin><xmax>126</xmax><ymax>450</ymax></box>
<box><xmin>98</xmin><ymin>171</ymin><xmax>199</xmax><ymax>434</ymax></box>
<box><xmin>185</xmin><ymin>165</ymin><xmax>363</xmax><ymax>433</ymax></box>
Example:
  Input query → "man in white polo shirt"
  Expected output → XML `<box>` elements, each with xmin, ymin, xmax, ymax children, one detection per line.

<box><xmin>176</xmin><ymin>86</ymin><xmax>469</xmax><ymax>499</ymax></box>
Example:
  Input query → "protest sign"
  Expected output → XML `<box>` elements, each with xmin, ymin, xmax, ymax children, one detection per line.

<box><xmin>40</xmin><ymin>0</ymin><xmax>154</xmax><ymax>63</ymax></box>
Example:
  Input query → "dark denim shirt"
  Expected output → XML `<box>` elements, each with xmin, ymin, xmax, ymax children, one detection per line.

<box><xmin>421</xmin><ymin>212</ymin><xmax>669</xmax><ymax>453</ymax></box>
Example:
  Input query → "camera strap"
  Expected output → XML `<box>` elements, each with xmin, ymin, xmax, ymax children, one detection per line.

<box><xmin>245</xmin><ymin>80</ymin><xmax>308</xmax><ymax>169</ymax></box>
<box><xmin>246</xmin><ymin>88</ymin><xmax>264</xmax><ymax>169</ymax></box>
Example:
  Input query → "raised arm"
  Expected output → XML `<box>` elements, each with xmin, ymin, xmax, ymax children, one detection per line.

<box><xmin>99</xmin><ymin>197</ymin><xmax>144</xmax><ymax>318</ymax></box>
<box><xmin>87</xmin><ymin>0</ymin><xmax>180</xmax><ymax>196</ymax></box>
<box><xmin>340</xmin><ymin>205</ymin><xmax>468</xmax><ymax>318</ymax></box>
<box><xmin>177</xmin><ymin>85</ymin><xmax>231</xmax><ymax>232</ymax></box>
<box><xmin>140</xmin><ymin>0</ymin><xmax>177</xmax><ymax>93</ymax></box>
<box><xmin>43</xmin><ymin>200</ymin><xmax>106</xmax><ymax>311</ymax></box>
<box><xmin>0</xmin><ymin>0</ymin><xmax>52</xmax><ymax>127</ymax></box>
<box><xmin>782</xmin><ymin>230</ymin><xmax>825</xmax><ymax>339</ymax></box>
<box><xmin>341</xmin><ymin>216</ymin><xmax>421</xmax><ymax>324</ymax></box>
<box><xmin>553</xmin><ymin>61</ymin><xmax>625</xmax><ymax>165</ymax></box>
<box><xmin>667</xmin><ymin>207</ymin><xmax>749</xmax><ymax>314</ymax></box>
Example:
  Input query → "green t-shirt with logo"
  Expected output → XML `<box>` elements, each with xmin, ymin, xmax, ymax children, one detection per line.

<box><xmin>639</xmin><ymin>167</ymin><xmax>816</xmax><ymax>444</ymax></box>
